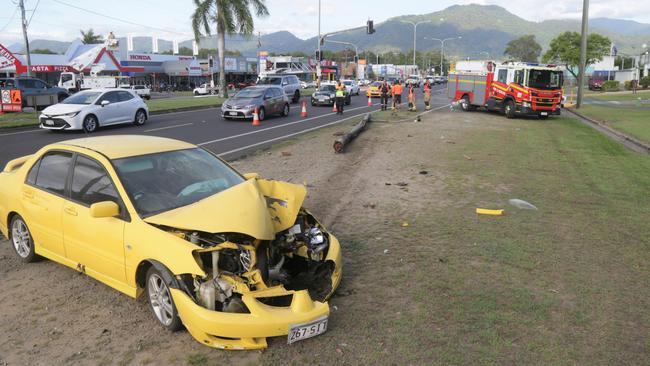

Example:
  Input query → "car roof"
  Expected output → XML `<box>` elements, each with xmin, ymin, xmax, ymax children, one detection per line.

<box><xmin>56</xmin><ymin>135</ymin><xmax>196</xmax><ymax>159</ymax></box>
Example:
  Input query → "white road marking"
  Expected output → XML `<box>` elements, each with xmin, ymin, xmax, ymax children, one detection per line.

<box><xmin>197</xmin><ymin>104</ymin><xmax>372</xmax><ymax>146</ymax></box>
<box><xmin>217</xmin><ymin>103</ymin><xmax>451</xmax><ymax>157</ymax></box>
<box><xmin>144</xmin><ymin>122</ymin><xmax>194</xmax><ymax>132</ymax></box>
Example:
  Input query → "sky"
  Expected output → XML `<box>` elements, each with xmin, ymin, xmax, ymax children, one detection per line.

<box><xmin>1</xmin><ymin>0</ymin><xmax>650</xmax><ymax>45</ymax></box>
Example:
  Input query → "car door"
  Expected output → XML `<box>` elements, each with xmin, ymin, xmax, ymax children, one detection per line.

<box><xmin>263</xmin><ymin>89</ymin><xmax>275</xmax><ymax>113</ymax></box>
<box><xmin>94</xmin><ymin>91</ymin><xmax>121</xmax><ymax>124</ymax></box>
<box><xmin>21</xmin><ymin>151</ymin><xmax>72</xmax><ymax>259</ymax></box>
<box><xmin>271</xmin><ymin>87</ymin><xmax>284</xmax><ymax>113</ymax></box>
<box><xmin>116</xmin><ymin>90</ymin><xmax>137</xmax><ymax>124</ymax></box>
<box><xmin>62</xmin><ymin>154</ymin><xmax>127</xmax><ymax>283</ymax></box>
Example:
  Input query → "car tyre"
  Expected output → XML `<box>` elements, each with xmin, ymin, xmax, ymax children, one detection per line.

<box><xmin>146</xmin><ymin>266</ymin><xmax>183</xmax><ymax>332</ymax></box>
<box><xmin>134</xmin><ymin>109</ymin><xmax>147</xmax><ymax>126</ymax></box>
<box><xmin>258</xmin><ymin>107</ymin><xmax>266</xmax><ymax>121</ymax></box>
<box><xmin>10</xmin><ymin>215</ymin><xmax>38</xmax><ymax>263</ymax></box>
<box><xmin>504</xmin><ymin>100</ymin><xmax>516</xmax><ymax>119</ymax></box>
<box><xmin>292</xmin><ymin>90</ymin><xmax>300</xmax><ymax>104</ymax></box>
<box><xmin>83</xmin><ymin>114</ymin><xmax>99</xmax><ymax>133</ymax></box>
<box><xmin>282</xmin><ymin>103</ymin><xmax>290</xmax><ymax>117</ymax></box>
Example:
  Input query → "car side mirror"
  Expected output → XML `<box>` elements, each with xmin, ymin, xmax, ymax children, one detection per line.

<box><xmin>243</xmin><ymin>172</ymin><xmax>260</xmax><ymax>180</ymax></box>
<box><xmin>90</xmin><ymin>201</ymin><xmax>120</xmax><ymax>218</ymax></box>
<box><xmin>101</xmin><ymin>100</ymin><xmax>110</xmax><ymax>107</ymax></box>
<box><xmin>264</xmin><ymin>95</ymin><xmax>272</xmax><ymax>100</ymax></box>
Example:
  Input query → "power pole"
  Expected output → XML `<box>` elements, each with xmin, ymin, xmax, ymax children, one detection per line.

<box><xmin>19</xmin><ymin>0</ymin><xmax>32</xmax><ymax>76</ymax></box>
<box><xmin>576</xmin><ymin>0</ymin><xmax>589</xmax><ymax>109</ymax></box>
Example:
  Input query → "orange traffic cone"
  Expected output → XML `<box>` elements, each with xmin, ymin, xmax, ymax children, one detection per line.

<box><xmin>300</xmin><ymin>101</ymin><xmax>308</xmax><ymax>118</ymax></box>
<box><xmin>252</xmin><ymin>107</ymin><xmax>260</xmax><ymax>126</ymax></box>
<box><xmin>367</xmin><ymin>95</ymin><xmax>373</xmax><ymax>106</ymax></box>
<box><xmin>332</xmin><ymin>102</ymin><xmax>337</xmax><ymax>113</ymax></box>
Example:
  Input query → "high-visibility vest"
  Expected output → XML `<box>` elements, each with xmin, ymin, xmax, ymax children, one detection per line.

<box><xmin>336</xmin><ymin>89</ymin><xmax>345</xmax><ymax>97</ymax></box>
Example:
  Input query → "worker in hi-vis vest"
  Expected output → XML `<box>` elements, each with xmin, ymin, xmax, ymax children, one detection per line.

<box><xmin>335</xmin><ymin>81</ymin><xmax>346</xmax><ymax>115</ymax></box>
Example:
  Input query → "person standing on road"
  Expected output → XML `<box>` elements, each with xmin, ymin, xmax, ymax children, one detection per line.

<box><xmin>423</xmin><ymin>79</ymin><xmax>432</xmax><ymax>110</ymax></box>
<box><xmin>335</xmin><ymin>80</ymin><xmax>346</xmax><ymax>115</ymax></box>
<box><xmin>391</xmin><ymin>80</ymin><xmax>403</xmax><ymax>112</ymax></box>
<box><xmin>407</xmin><ymin>84</ymin><xmax>417</xmax><ymax>112</ymax></box>
<box><xmin>380</xmin><ymin>80</ymin><xmax>390</xmax><ymax>111</ymax></box>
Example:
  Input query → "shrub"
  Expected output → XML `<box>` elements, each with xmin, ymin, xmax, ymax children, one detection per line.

<box><xmin>624</xmin><ymin>80</ymin><xmax>632</xmax><ymax>90</ymax></box>
<box><xmin>640</xmin><ymin>76</ymin><xmax>650</xmax><ymax>89</ymax></box>
<box><xmin>601</xmin><ymin>80</ymin><xmax>620</xmax><ymax>92</ymax></box>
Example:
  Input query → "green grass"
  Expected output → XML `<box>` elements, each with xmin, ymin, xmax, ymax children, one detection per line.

<box><xmin>0</xmin><ymin>112</ymin><xmax>40</xmax><ymax>128</ymax></box>
<box><xmin>259</xmin><ymin>113</ymin><xmax>650</xmax><ymax>365</ymax></box>
<box><xmin>145</xmin><ymin>96</ymin><xmax>225</xmax><ymax>112</ymax></box>
<box><xmin>301</xmin><ymin>88</ymin><xmax>316</xmax><ymax>97</ymax></box>
<box><xmin>588</xmin><ymin>89</ymin><xmax>650</xmax><ymax>102</ymax></box>
<box><xmin>576</xmin><ymin>104</ymin><xmax>650</xmax><ymax>144</ymax></box>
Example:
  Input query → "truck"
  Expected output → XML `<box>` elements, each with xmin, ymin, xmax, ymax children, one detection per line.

<box><xmin>448</xmin><ymin>61</ymin><xmax>564</xmax><ymax>119</ymax></box>
<box><xmin>120</xmin><ymin>84</ymin><xmax>151</xmax><ymax>100</ymax></box>
<box><xmin>58</xmin><ymin>72</ymin><xmax>130</xmax><ymax>93</ymax></box>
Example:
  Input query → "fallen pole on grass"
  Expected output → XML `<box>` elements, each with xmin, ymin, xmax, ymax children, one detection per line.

<box><xmin>333</xmin><ymin>113</ymin><xmax>371</xmax><ymax>153</ymax></box>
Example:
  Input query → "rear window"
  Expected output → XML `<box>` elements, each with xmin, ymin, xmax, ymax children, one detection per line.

<box><xmin>258</xmin><ymin>77</ymin><xmax>282</xmax><ymax>85</ymax></box>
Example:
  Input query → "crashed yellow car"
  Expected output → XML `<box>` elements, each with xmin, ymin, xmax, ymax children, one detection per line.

<box><xmin>0</xmin><ymin>136</ymin><xmax>342</xmax><ymax>350</ymax></box>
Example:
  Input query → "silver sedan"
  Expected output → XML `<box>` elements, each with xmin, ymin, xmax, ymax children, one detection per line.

<box><xmin>221</xmin><ymin>86</ymin><xmax>290</xmax><ymax>121</ymax></box>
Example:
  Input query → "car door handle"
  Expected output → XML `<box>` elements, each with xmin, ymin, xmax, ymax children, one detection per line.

<box><xmin>22</xmin><ymin>190</ymin><xmax>34</xmax><ymax>199</ymax></box>
<box><xmin>64</xmin><ymin>206</ymin><xmax>78</xmax><ymax>216</ymax></box>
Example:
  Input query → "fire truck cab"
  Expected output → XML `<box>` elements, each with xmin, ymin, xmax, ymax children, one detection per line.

<box><xmin>448</xmin><ymin>61</ymin><xmax>564</xmax><ymax>119</ymax></box>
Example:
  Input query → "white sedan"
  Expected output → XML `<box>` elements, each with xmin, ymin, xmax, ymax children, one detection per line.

<box><xmin>39</xmin><ymin>89</ymin><xmax>148</xmax><ymax>133</ymax></box>
<box><xmin>342</xmin><ymin>80</ymin><xmax>360</xmax><ymax>95</ymax></box>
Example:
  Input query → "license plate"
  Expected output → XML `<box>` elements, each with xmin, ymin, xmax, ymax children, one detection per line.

<box><xmin>45</xmin><ymin>119</ymin><xmax>54</xmax><ymax>125</ymax></box>
<box><xmin>228</xmin><ymin>111</ymin><xmax>238</xmax><ymax>116</ymax></box>
<box><xmin>288</xmin><ymin>316</ymin><xmax>328</xmax><ymax>344</ymax></box>
<box><xmin>540</xmin><ymin>112</ymin><xmax>548</xmax><ymax>116</ymax></box>
<box><xmin>318</xmin><ymin>97</ymin><xmax>326</xmax><ymax>102</ymax></box>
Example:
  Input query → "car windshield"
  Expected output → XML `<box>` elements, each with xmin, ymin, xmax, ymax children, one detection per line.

<box><xmin>343</xmin><ymin>81</ymin><xmax>352</xmax><ymax>85</ymax></box>
<box><xmin>234</xmin><ymin>88</ymin><xmax>265</xmax><ymax>98</ymax></box>
<box><xmin>319</xmin><ymin>85</ymin><xmax>336</xmax><ymax>92</ymax></box>
<box><xmin>257</xmin><ymin>77</ymin><xmax>282</xmax><ymax>85</ymax></box>
<box><xmin>60</xmin><ymin>91</ymin><xmax>101</xmax><ymax>104</ymax></box>
<box><xmin>113</xmin><ymin>148</ymin><xmax>245</xmax><ymax>217</ymax></box>
<box><xmin>372</xmin><ymin>82</ymin><xmax>382</xmax><ymax>87</ymax></box>
<box><xmin>527</xmin><ymin>70</ymin><xmax>563</xmax><ymax>90</ymax></box>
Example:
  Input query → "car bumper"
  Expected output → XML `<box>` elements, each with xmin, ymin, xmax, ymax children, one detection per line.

<box><xmin>173</xmin><ymin>233</ymin><xmax>342</xmax><ymax>350</ymax></box>
<box><xmin>518</xmin><ymin>105</ymin><xmax>561</xmax><ymax>116</ymax></box>
<box><xmin>221</xmin><ymin>107</ymin><xmax>255</xmax><ymax>119</ymax></box>
<box><xmin>311</xmin><ymin>98</ymin><xmax>334</xmax><ymax>106</ymax></box>
<box><xmin>39</xmin><ymin>115</ymin><xmax>82</xmax><ymax>130</ymax></box>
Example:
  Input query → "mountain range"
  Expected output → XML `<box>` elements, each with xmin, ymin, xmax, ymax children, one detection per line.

<box><xmin>7</xmin><ymin>4</ymin><xmax>650</xmax><ymax>60</ymax></box>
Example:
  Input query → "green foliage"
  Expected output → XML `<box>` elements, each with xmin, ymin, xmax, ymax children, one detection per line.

<box><xmin>31</xmin><ymin>48</ymin><xmax>57</xmax><ymax>55</ymax></box>
<box><xmin>624</xmin><ymin>80</ymin><xmax>632</xmax><ymax>90</ymax></box>
<box><xmin>542</xmin><ymin>32</ymin><xmax>611</xmax><ymax>78</ymax></box>
<box><xmin>614</xmin><ymin>56</ymin><xmax>635</xmax><ymax>70</ymax></box>
<box><xmin>80</xmin><ymin>29</ymin><xmax>103</xmax><ymax>44</ymax></box>
<box><xmin>640</xmin><ymin>76</ymin><xmax>650</xmax><ymax>89</ymax></box>
<box><xmin>503</xmin><ymin>35</ymin><xmax>542</xmax><ymax>62</ymax></box>
<box><xmin>601</xmin><ymin>80</ymin><xmax>620</xmax><ymax>91</ymax></box>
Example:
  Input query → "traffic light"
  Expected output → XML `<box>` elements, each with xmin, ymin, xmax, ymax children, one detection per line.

<box><xmin>366</xmin><ymin>20</ymin><xmax>375</xmax><ymax>34</ymax></box>
<box><xmin>315</xmin><ymin>50</ymin><xmax>323</xmax><ymax>61</ymax></box>
<box><xmin>354</xmin><ymin>55</ymin><xmax>359</xmax><ymax>63</ymax></box>
<box><xmin>208</xmin><ymin>56</ymin><xmax>213</xmax><ymax>68</ymax></box>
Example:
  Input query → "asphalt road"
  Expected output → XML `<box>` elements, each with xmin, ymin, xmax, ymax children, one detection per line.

<box><xmin>0</xmin><ymin>84</ymin><xmax>450</xmax><ymax>167</ymax></box>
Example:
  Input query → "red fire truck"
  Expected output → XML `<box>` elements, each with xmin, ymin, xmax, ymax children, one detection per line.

<box><xmin>448</xmin><ymin>61</ymin><xmax>564</xmax><ymax>119</ymax></box>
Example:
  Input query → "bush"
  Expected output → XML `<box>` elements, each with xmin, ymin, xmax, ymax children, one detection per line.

<box><xmin>624</xmin><ymin>80</ymin><xmax>633</xmax><ymax>90</ymax></box>
<box><xmin>640</xmin><ymin>76</ymin><xmax>650</xmax><ymax>89</ymax></box>
<box><xmin>601</xmin><ymin>80</ymin><xmax>620</xmax><ymax>92</ymax></box>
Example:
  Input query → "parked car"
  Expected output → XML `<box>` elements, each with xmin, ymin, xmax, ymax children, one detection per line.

<box><xmin>120</xmin><ymin>85</ymin><xmax>151</xmax><ymax>100</ymax></box>
<box><xmin>366</xmin><ymin>81</ymin><xmax>390</xmax><ymax>98</ymax></box>
<box><xmin>588</xmin><ymin>78</ymin><xmax>604</xmax><ymax>91</ymax></box>
<box><xmin>405</xmin><ymin>75</ymin><xmax>421</xmax><ymax>88</ymax></box>
<box><xmin>0</xmin><ymin>135</ymin><xmax>341</xmax><ymax>350</ymax></box>
<box><xmin>433</xmin><ymin>76</ymin><xmax>447</xmax><ymax>84</ymax></box>
<box><xmin>221</xmin><ymin>85</ymin><xmax>289</xmax><ymax>121</ymax></box>
<box><xmin>342</xmin><ymin>80</ymin><xmax>360</xmax><ymax>95</ymax></box>
<box><xmin>38</xmin><ymin>89</ymin><xmax>148</xmax><ymax>133</ymax></box>
<box><xmin>311</xmin><ymin>83</ymin><xmax>351</xmax><ymax>106</ymax></box>
<box><xmin>256</xmin><ymin>74</ymin><xmax>301</xmax><ymax>103</ymax></box>
<box><xmin>0</xmin><ymin>76</ymin><xmax>69</xmax><ymax>107</ymax></box>
<box><xmin>193</xmin><ymin>83</ymin><xmax>218</xmax><ymax>95</ymax></box>
<box><xmin>301</xmin><ymin>80</ymin><xmax>317</xmax><ymax>89</ymax></box>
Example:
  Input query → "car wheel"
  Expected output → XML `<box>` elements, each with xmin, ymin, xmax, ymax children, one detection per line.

<box><xmin>83</xmin><ymin>115</ymin><xmax>98</xmax><ymax>133</ymax></box>
<box><xmin>10</xmin><ymin>215</ymin><xmax>38</xmax><ymax>263</ymax></box>
<box><xmin>282</xmin><ymin>103</ymin><xmax>290</xmax><ymax>117</ymax></box>
<box><xmin>146</xmin><ymin>266</ymin><xmax>183</xmax><ymax>331</ymax></box>
<box><xmin>292</xmin><ymin>90</ymin><xmax>300</xmax><ymax>104</ymax></box>
<box><xmin>258</xmin><ymin>107</ymin><xmax>266</xmax><ymax>121</ymax></box>
<box><xmin>504</xmin><ymin>100</ymin><xmax>516</xmax><ymax>119</ymax></box>
<box><xmin>134</xmin><ymin>109</ymin><xmax>147</xmax><ymax>126</ymax></box>
<box><xmin>194</xmin><ymin>91</ymin><xmax>199</xmax><ymax>96</ymax></box>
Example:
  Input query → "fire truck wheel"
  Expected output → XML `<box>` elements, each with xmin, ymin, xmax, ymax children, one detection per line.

<box><xmin>460</xmin><ymin>96</ymin><xmax>470</xmax><ymax>111</ymax></box>
<box><xmin>504</xmin><ymin>100</ymin><xmax>516</xmax><ymax>119</ymax></box>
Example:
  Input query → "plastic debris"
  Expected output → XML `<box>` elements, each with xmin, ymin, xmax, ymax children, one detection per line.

<box><xmin>383</xmin><ymin>249</ymin><xmax>390</xmax><ymax>254</ymax></box>
<box><xmin>508</xmin><ymin>199</ymin><xmax>538</xmax><ymax>210</ymax></box>
<box><xmin>476</xmin><ymin>208</ymin><xmax>504</xmax><ymax>216</ymax></box>
<box><xmin>401</xmin><ymin>221</ymin><xmax>410</xmax><ymax>227</ymax></box>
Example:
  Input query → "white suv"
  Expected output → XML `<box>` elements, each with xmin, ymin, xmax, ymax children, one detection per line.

<box><xmin>257</xmin><ymin>75</ymin><xmax>301</xmax><ymax>103</ymax></box>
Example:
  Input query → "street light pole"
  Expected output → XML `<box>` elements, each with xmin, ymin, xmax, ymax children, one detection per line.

<box><xmin>325</xmin><ymin>40</ymin><xmax>359</xmax><ymax>79</ymax></box>
<box><xmin>316</xmin><ymin>0</ymin><xmax>321</xmax><ymax>86</ymax></box>
<box><xmin>576</xmin><ymin>0</ymin><xmax>589</xmax><ymax>109</ymax></box>
<box><xmin>426</xmin><ymin>36</ymin><xmax>462</xmax><ymax>76</ymax></box>
<box><xmin>402</xmin><ymin>20</ymin><xmax>430</xmax><ymax>68</ymax></box>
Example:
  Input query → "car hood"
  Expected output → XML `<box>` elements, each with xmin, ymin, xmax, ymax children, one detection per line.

<box><xmin>41</xmin><ymin>103</ymin><xmax>84</xmax><ymax>116</ymax></box>
<box><xmin>225</xmin><ymin>97</ymin><xmax>258</xmax><ymax>106</ymax></box>
<box><xmin>144</xmin><ymin>178</ymin><xmax>306</xmax><ymax>240</ymax></box>
<box><xmin>313</xmin><ymin>91</ymin><xmax>334</xmax><ymax>97</ymax></box>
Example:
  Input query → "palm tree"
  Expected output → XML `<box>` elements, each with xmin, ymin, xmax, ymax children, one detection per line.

<box><xmin>80</xmin><ymin>29</ymin><xmax>103</xmax><ymax>44</ymax></box>
<box><xmin>191</xmin><ymin>0</ymin><xmax>269</xmax><ymax>98</ymax></box>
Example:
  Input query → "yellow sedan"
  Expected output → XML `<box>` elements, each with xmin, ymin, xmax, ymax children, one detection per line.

<box><xmin>0</xmin><ymin>136</ymin><xmax>342</xmax><ymax>350</ymax></box>
<box><xmin>366</xmin><ymin>81</ymin><xmax>391</xmax><ymax>98</ymax></box>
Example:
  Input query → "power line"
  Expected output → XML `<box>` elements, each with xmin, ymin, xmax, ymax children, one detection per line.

<box><xmin>0</xmin><ymin>5</ymin><xmax>19</xmax><ymax>32</ymax></box>
<box><xmin>27</xmin><ymin>0</ymin><xmax>41</xmax><ymax>27</ymax></box>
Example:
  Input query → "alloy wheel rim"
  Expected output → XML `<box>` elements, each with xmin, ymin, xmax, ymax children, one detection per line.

<box><xmin>86</xmin><ymin>118</ymin><xmax>96</xmax><ymax>131</ymax></box>
<box><xmin>148</xmin><ymin>274</ymin><xmax>173</xmax><ymax>326</ymax></box>
<box><xmin>284</xmin><ymin>105</ymin><xmax>289</xmax><ymax>115</ymax></box>
<box><xmin>137</xmin><ymin>112</ymin><xmax>145</xmax><ymax>124</ymax></box>
<box><xmin>11</xmin><ymin>220</ymin><xmax>31</xmax><ymax>258</ymax></box>
<box><xmin>259</xmin><ymin>109</ymin><xmax>265</xmax><ymax>120</ymax></box>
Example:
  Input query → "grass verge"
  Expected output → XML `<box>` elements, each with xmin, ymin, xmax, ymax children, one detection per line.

<box><xmin>0</xmin><ymin>112</ymin><xmax>40</xmax><ymax>128</ymax></box>
<box><xmin>575</xmin><ymin>104</ymin><xmax>650</xmax><ymax>144</ymax></box>
<box><xmin>145</xmin><ymin>96</ymin><xmax>225</xmax><ymax>112</ymax></box>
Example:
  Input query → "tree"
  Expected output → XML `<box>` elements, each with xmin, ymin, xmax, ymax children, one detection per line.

<box><xmin>504</xmin><ymin>35</ymin><xmax>541</xmax><ymax>62</ymax></box>
<box><xmin>614</xmin><ymin>55</ymin><xmax>635</xmax><ymax>70</ymax></box>
<box><xmin>80</xmin><ymin>29</ymin><xmax>103</xmax><ymax>44</ymax></box>
<box><xmin>31</xmin><ymin>48</ymin><xmax>57</xmax><ymax>54</ymax></box>
<box><xmin>542</xmin><ymin>31</ymin><xmax>611</xmax><ymax>79</ymax></box>
<box><xmin>191</xmin><ymin>0</ymin><xmax>269</xmax><ymax>98</ymax></box>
